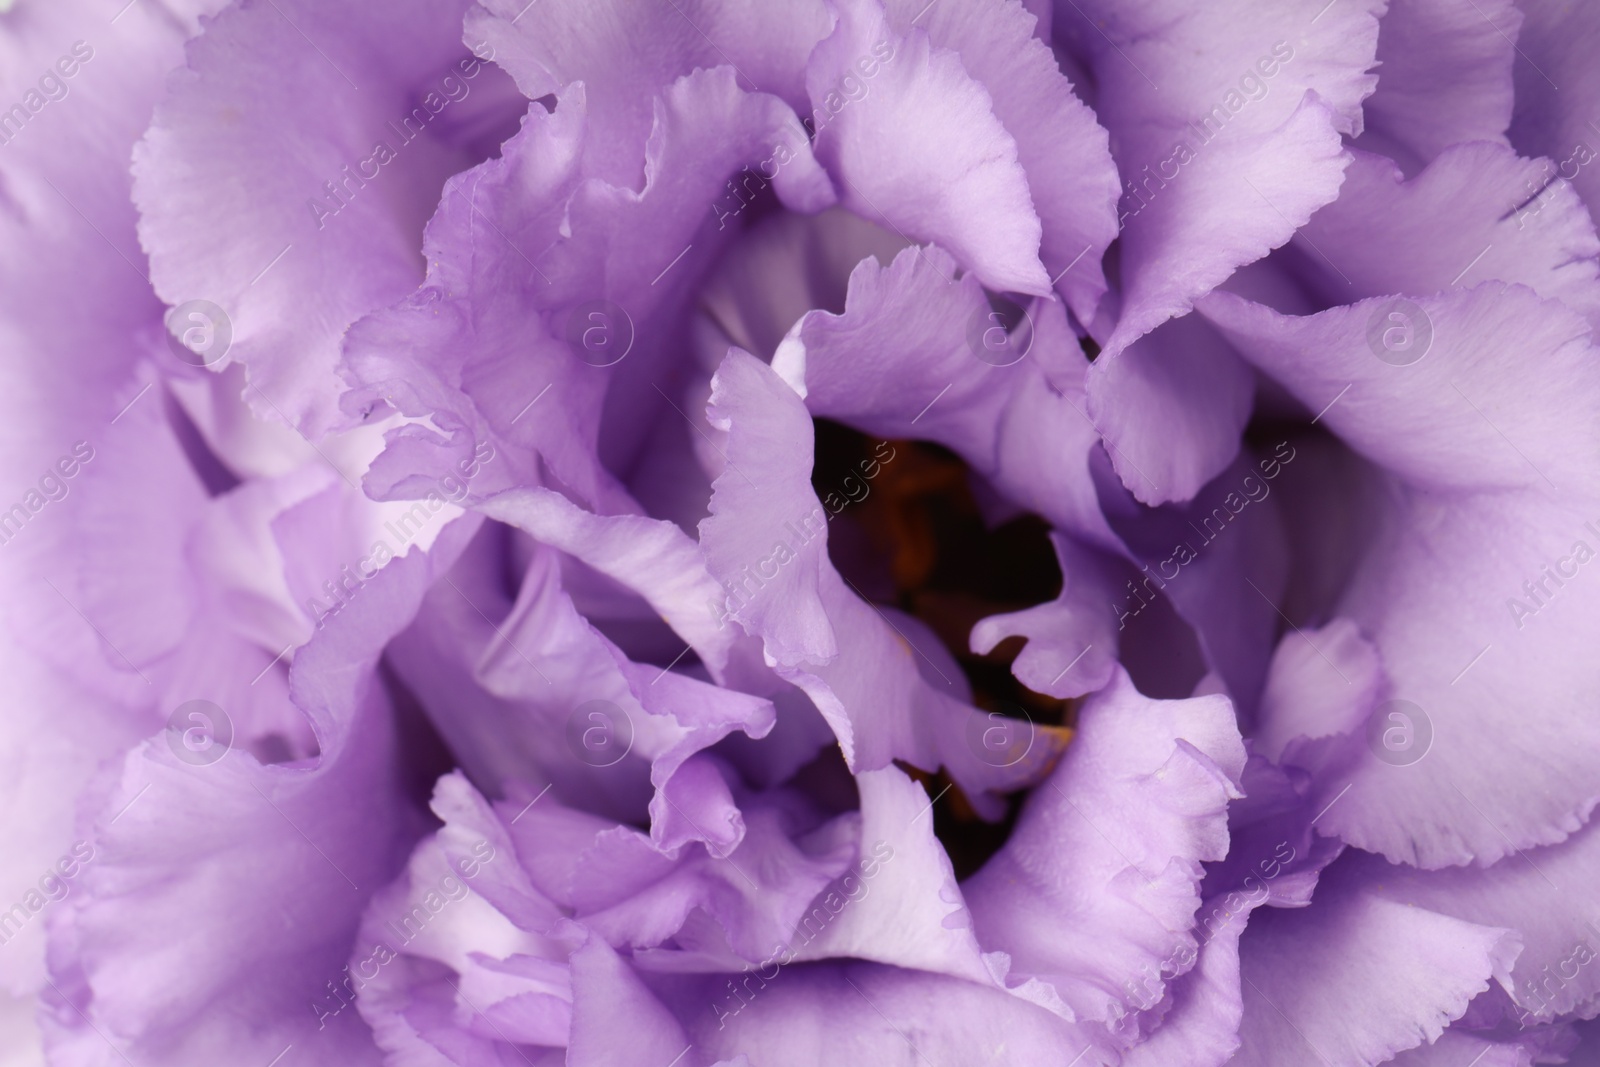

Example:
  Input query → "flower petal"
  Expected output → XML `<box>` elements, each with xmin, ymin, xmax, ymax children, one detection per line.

<box><xmin>1254</xmin><ymin>618</ymin><xmax>1383</xmax><ymax>762</ymax></box>
<box><xmin>1200</xmin><ymin>284</ymin><xmax>1600</xmax><ymax>866</ymax></box>
<box><xmin>964</xmin><ymin>668</ymin><xmax>1245</xmax><ymax>1057</ymax></box>
<box><xmin>681</xmin><ymin>960</ymin><xmax>1092</xmax><ymax>1066</ymax></box>
<box><xmin>788</xmin><ymin>765</ymin><xmax>994</xmax><ymax>985</ymax></box>
<box><xmin>879</xmin><ymin>0</ymin><xmax>1120</xmax><ymax>320</ymax></box>
<box><xmin>807</xmin><ymin>0</ymin><xmax>1050</xmax><ymax>294</ymax></box>
<box><xmin>479</xmin><ymin>485</ymin><xmax>761</xmax><ymax>685</ymax></box>
<box><xmin>1384</xmin><ymin>1027</ymin><xmax>1575</xmax><ymax>1067</ymax></box>
<box><xmin>344</xmin><ymin>66</ymin><xmax>833</xmax><ymax>513</ymax></box>
<box><xmin>1086</xmin><ymin>312</ymin><xmax>1256</xmax><ymax>505</ymax></box>
<box><xmin>970</xmin><ymin>533</ymin><xmax>1122</xmax><ymax>700</ymax></box>
<box><xmin>771</xmin><ymin>242</ymin><xmax>1122</xmax><ymax>550</ymax></box>
<box><xmin>567</xmin><ymin>930</ymin><xmax>693</xmax><ymax>1067</ymax></box>
<box><xmin>1508</xmin><ymin>0</ymin><xmax>1600</xmax><ymax>223</ymax></box>
<box><xmin>1358</xmin><ymin>0</ymin><xmax>1520</xmax><ymax>168</ymax></box>
<box><xmin>1293</xmin><ymin>144</ymin><xmax>1600</xmax><ymax>328</ymax></box>
<box><xmin>1339</xmin><ymin>822</ymin><xmax>1600</xmax><ymax>1024</ymax></box>
<box><xmin>43</xmin><ymin>515</ymin><xmax>480</xmax><ymax>1064</ymax></box>
<box><xmin>134</xmin><ymin>0</ymin><xmax>512</xmax><ymax>435</ymax></box>
<box><xmin>1057</xmin><ymin>0</ymin><xmax>1383</xmax><ymax>353</ymax></box>
<box><xmin>1230</xmin><ymin>863</ymin><xmax>1519</xmax><ymax>1066</ymax></box>
<box><xmin>701</xmin><ymin>348</ymin><xmax>1065</xmax><ymax>801</ymax></box>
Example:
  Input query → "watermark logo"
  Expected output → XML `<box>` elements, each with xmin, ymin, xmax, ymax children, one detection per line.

<box><xmin>0</xmin><ymin>439</ymin><xmax>95</xmax><ymax>548</ymax></box>
<box><xmin>1513</xmin><ymin>924</ymin><xmax>1600</xmax><ymax>1029</ymax></box>
<box><xmin>1510</xmin><ymin>142</ymin><xmax>1595</xmax><ymax>230</ymax></box>
<box><xmin>565</xmin><ymin>699</ymin><xmax>634</xmax><ymax>767</ymax></box>
<box><xmin>563</xmin><ymin>300</ymin><xmax>634</xmax><ymax>367</ymax></box>
<box><xmin>1114</xmin><ymin>441</ymin><xmax>1297</xmax><ymax>630</ymax></box>
<box><xmin>0</xmin><ymin>40</ymin><xmax>95</xmax><ymax>150</ymax></box>
<box><xmin>964</xmin><ymin>704</ymin><xmax>1035</xmax><ymax>768</ymax></box>
<box><xmin>0</xmin><ymin>840</ymin><xmax>95</xmax><ymax>945</ymax></box>
<box><xmin>1506</xmin><ymin>525</ymin><xmax>1600</xmax><ymax>631</ymax></box>
<box><xmin>1365</xmin><ymin>698</ymin><xmax>1432</xmax><ymax>767</ymax></box>
<box><xmin>307</xmin><ymin>43</ymin><xmax>495</xmax><ymax>230</ymax></box>
<box><xmin>1118</xmin><ymin>41</ymin><xmax>1295</xmax><ymax>228</ymax></box>
<box><xmin>966</xmin><ymin>299</ymin><xmax>1034</xmax><ymax>367</ymax></box>
<box><xmin>165</xmin><ymin>300</ymin><xmax>232</xmax><ymax>367</ymax></box>
<box><xmin>706</xmin><ymin>508</ymin><xmax>829</xmax><ymax>631</ymax></box>
<box><xmin>1366</xmin><ymin>298</ymin><xmax>1432</xmax><ymax>367</ymax></box>
<box><xmin>710</xmin><ymin>839</ymin><xmax>895</xmax><ymax>1030</ymax></box>
<box><xmin>312</xmin><ymin>836</ymin><xmax>496</xmax><ymax>1029</ymax></box>
<box><xmin>165</xmin><ymin>699</ymin><xmax>233</xmax><ymax>767</ymax></box>
<box><xmin>305</xmin><ymin>442</ymin><xmax>497</xmax><ymax>629</ymax></box>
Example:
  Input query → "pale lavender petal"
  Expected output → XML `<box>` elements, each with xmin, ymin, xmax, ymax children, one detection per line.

<box><xmin>806</xmin><ymin>0</ymin><xmax>1050</xmax><ymax>294</ymax></box>
<box><xmin>1201</xmin><ymin>284</ymin><xmax>1600</xmax><ymax>866</ymax></box>
<box><xmin>1359</xmin><ymin>0</ymin><xmax>1521</xmax><ymax>168</ymax></box>
<box><xmin>964</xmin><ymin>668</ymin><xmax>1245</xmax><ymax>1059</ymax></box>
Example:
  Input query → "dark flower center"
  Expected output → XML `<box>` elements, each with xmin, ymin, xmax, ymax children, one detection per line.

<box><xmin>812</xmin><ymin>418</ymin><xmax>1069</xmax><ymax>877</ymax></box>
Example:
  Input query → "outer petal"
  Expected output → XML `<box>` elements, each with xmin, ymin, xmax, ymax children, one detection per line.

<box><xmin>806</xmin><ymin>0</ymin><xmax>1050</xmax><ymax>294</ymax></box>
<box><xmin>133</xmin><ymin>0</ymin><xmax>512</xmax><ymax>435</ymax></box>
<box><xmin>1055</xmin><ymin>0</ymin><xmax>1383</xmax><ymax>354</ymax></box>
<box><xmin>1200</xmin><ymin>284</ymin><xmax>1600</xmax><ymax>866</ymax></box>
<box><xmin>1358</xmin><ymin>0</ymin><xmax>1520</xmax><ymax>169</ymax></box>
<box><xmin>1229</xmin><ymin>862</ymin><xmax>1519</xmax><ymax>1066</ymax></box>
<box><xmin>879</xmin><ymin>0</ymin><xmax>1120</xmax><ymax>320</ymax></box>
<box><xmin>1339</xmin><ymin>822</ymin><xmax>1600</xmax><ymax>1024</ymax></box>
<box><xmin>788</xmin><ymin>766</ymin><xmax>993</xmax><ymax>986</ymax></box>
<box><xmin>964</xmin><ymin>668</ymin><xmax>1246</xmax><ymax>1059</ymax></box>
<box><xmin>673</xmin><ymin>961</ymin><xmax>1092</xmax><ymax>1066</ymax></box>
<box><xmin>42</xmin><ymin>516</ymin><xmax>480</xmax><ymax>1064</ymax></box>
<box><xmin>1508</xmin><ymin>0</ymin><xmax>1600</xmax><ymax>224</ymax></box>
<box><xmin>0</xmin><ymin>0</ymin><xmax>222</xmax><ymax>996</ymax></box>
<box><xmin>1293</xmin><ymin>145</ymin><xmax>1600</xmax><ymax>329</ymax></box>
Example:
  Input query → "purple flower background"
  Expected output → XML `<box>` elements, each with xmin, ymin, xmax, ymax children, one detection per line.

<box><xmin>2</xmin><ymin>0</ymin><xmax>1600</xmax><ymax>1063</ymax></box>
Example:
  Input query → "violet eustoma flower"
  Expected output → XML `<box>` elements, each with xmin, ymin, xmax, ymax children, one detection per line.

<box><xmin>3</xmin><ymin>0</ymin><xmax>1600</xmax><ymax>1063</ymax></box>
